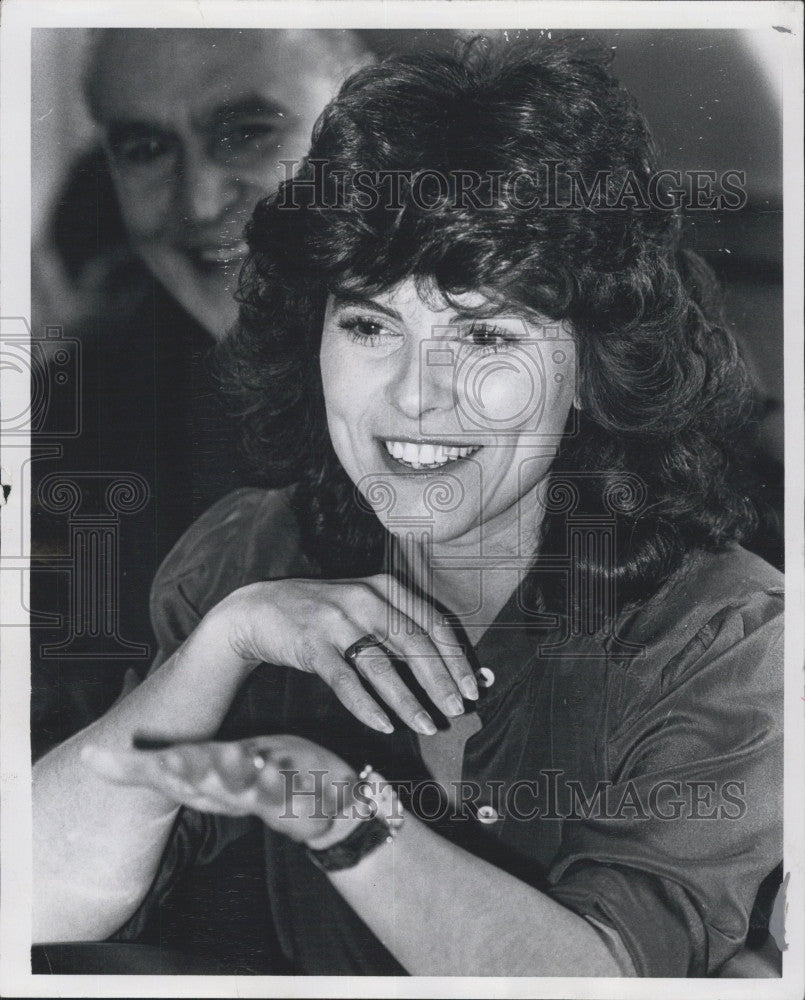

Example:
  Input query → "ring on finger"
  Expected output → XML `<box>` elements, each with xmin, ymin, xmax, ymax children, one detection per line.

<box><xmin>343</xmin><ymin>633</ymin><xmax>393</xmax><ymax>665</ymax></box>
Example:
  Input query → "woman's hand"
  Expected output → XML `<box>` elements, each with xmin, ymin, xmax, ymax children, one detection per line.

<box><xmin>209</xmin><ymin>575</ymin><xmax>479</xmax><ymax>735</ymax></box>
<box><xmin>82</xmin><ymin>735</ymin><xmax>360</xmax><ymax>845</ymax></box>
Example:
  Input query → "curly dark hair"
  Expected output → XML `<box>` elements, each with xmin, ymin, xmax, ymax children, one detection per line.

<box><xmin>219</xmin><ymin>35</ymin><xmax>757</xmax><ymax>615</ymax></box>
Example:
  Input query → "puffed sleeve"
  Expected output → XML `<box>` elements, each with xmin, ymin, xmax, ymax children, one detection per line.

<box><xmin>148</xmin><ymin>486</ymin><xmax>306</xmax><ymax>659</ymax></box>
<box><xmin>546</xmin><ymin>583</ymin><xmax>783</xmax><ymax>977</ymax></box>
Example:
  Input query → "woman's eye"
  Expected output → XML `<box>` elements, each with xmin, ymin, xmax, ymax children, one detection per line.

<box><xmin>462</xmin><ymin>322</ymin><xmax>516</xmax><ymax>355</ymax></box>
<box><xmin>338</xmin><ymin>317</ymin><xmax>392</xmax><ymax>345</ymax></box>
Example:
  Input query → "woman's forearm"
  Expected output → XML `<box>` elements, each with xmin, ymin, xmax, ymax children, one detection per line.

<box><xmin>32</xmin><ymin>607</ymin><xmax>252</xmax><ymax>944</ymax></box>
<box><xmin>329</xmin><ymin>813</ymin><xmax>635</xmax><ymax>977</ymax></box>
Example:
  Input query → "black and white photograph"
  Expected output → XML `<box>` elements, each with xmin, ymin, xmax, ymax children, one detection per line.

<box><xmin>1</xmin><ymin>1</ymin><xmax>803</xmax><ymax>995</ymax></box>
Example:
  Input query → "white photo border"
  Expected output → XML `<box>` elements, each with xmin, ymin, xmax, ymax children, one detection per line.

<box><xmin>1</xmin><ymin>2</ymin><xmax>802</xmax><ymax>997</ymax></box>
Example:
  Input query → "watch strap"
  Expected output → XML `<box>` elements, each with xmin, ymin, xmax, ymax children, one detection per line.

<box><xmin>306</xmin><ymin>814</ymin><xmax>392</xmax><ymax>873</ymax></box>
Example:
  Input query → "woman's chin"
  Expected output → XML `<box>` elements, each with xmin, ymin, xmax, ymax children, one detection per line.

<box><xmin>356</xmin><ymin>474</ymin><xmax>483</xmax><ymax>541</ymax></box>
<box><xmin>384</xmin><ymin>514</ymin><xmax>479</xmax><ymax>542</ymax></box>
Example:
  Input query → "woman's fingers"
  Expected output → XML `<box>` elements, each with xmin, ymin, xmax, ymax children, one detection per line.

<box><xmin>320</xmin><ymin>613</ymin><xmax>466</xmax><ymax>733</ymax></box>
<box><xmin>80</xmin><ymin>744</ymin><xmax>202</xmax><ymax>803</ymax></box>
<box><xmin>359</xmin><ymin>613</ymin><xmax>475</xmax><ymax>723</ymax></box>
<box><xmin>335</xmin><ymin>580</ymin><xmax>475</xmax><ymax>725</ymax></box>
<box><xmin>300</xmin><ymin>644</ymin><xmax>396</xmax><ymax>734</ymax></box>
<box><xmin>235</xmin><ymin>575</ymin><xmax>478</xmax><ymax>734</ymax></box>
<box><xmin>82</xmin><ymin>741</ymin><xmax>278</xmax><ymax>816</ymax></box>
<box><xmin>373</xmin><ymin>576</ymin><xmax>480</xmax><ymax>703</ymax></box>
<box><xmin>82</xmin><ymin>735</ymin><xmax>355</xmax><ymax>843</ymax></box>
<box><xmin>346</xmin><ymin>640</ymin><xmax>439</xmax><ymax>735</ymax></box>
<box><xmin>384</xmin><ymin>627</ymin><xmax>471</xmax><ymax>722</ymax></box>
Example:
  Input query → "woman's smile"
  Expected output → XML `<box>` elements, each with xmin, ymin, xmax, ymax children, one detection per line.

<box><xmin>380</xmin><ymin>439</ymin><xmax>483</xmax><ymax>471</ymax></box>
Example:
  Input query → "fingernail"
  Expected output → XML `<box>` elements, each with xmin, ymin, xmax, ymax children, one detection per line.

<box><xmin>372</xmin><ymin>714</ymin><xmax>395</xmax><ymax>734</ymax></box>
<box><xmin>414</xmin><ymin>710</ymin><xmax>437</xmax><ymax>736</ymax></box>
<box><xmin>460</xmin><ymin>675</ymin><xmax>479</xmax><ymax>700</ymax></box>
<box><xmin>445</xmin><ymin>693</ymin><xmax>465</xmax><ymax>717</ymax></box>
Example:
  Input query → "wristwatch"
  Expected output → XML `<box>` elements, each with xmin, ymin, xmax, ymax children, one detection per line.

<box><xmin>306</xmin><ymin>765</ymin><xmax>404</xmax><ymax>873</ymax></box>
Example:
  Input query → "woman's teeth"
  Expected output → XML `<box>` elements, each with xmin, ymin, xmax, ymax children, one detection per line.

<box><xmin>383</xmin><ymin>440</ymin><xmax>481</xmax><ymax>469</ymax></box>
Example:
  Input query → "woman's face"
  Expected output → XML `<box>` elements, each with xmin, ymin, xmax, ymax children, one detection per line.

<box><xmin>320</xmin><ymin>278</ymin><xmax>577</xmax><ymax>548</ymax></box>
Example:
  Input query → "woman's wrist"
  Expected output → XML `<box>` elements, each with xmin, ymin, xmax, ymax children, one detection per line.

<box><xmin>305</xmin><ymin>812</ymin><xmax>367</xmax><ymax>851</ymax></box>
<box><xmin>303</xmin><ymin>768</ymin><xmax>366</xmax><ymax>850</ymax></box>
<box><xmin>196</xmin><ymin>584</ymin><xmax>276</xmax><ymax>683</ymax></box>
<box><xmin>305</xmin><ymin>767</ymin><xmax>404</xmax><ymax>857</ymax></box>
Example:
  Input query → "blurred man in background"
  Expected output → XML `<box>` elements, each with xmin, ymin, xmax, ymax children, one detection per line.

<box><xmin>84</xmin><ymin>28</ymin><xmax>363</xmax><ymax>340</ymax></box>
<box><xmin>32</xmin><ymin>29</ymin><xmax>367</xmax><ymax>756</ymax></box>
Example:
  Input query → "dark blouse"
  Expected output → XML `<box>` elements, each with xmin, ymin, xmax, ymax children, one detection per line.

<box><xmin>119</xmin><ymin>487</ymin><xmax>783</xmax><ymax>977</ymax></box>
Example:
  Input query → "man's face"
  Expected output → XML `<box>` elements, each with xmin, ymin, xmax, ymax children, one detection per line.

<box><xmin>89</xmin><ymin>29</ymin><xmax>356</xmax><ymax>337</ymax></box>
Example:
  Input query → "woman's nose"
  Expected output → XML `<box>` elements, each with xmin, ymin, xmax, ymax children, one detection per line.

<box><xmin>180</xmin><ymin>147</ymin><xmax>241</xmax><ymax>225</ymax></box>
<box><xmin>391</xmin><ymin>339</ymin><xmax>454</xmax><ymax>420</ymax></box>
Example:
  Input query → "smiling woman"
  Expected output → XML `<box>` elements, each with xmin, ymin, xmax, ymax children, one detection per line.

<box><xmin>32</xmin><ymin>35</ymin><xmax>783</xmax><ymax>978</ymax></box>
<box><xmin>319</xmin><ymin>281</ymin><xmax>576</xmax><ymax>556</ymax></box>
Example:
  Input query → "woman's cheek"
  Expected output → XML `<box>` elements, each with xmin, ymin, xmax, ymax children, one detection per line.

<box><xmin>324</xmin><ymin>369</ymin><xmax>360</xmax><ymax>440</ymax></box>
<box><xmin>319</xmin><ymin>338</ymin><xmax>346</xmax><ymax>419</ymax></box>
<box><xmin>321</xmin><ymin>371</ymin><xmax>366</xmax><ymax>479</ymax></box>
<box><xmin>473</xmin><ymin>367</ymin><xmax>545</xmax><ymax>436</ymax></box>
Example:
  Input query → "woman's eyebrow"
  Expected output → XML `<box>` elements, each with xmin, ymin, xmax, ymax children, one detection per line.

<box><xmin>445</xmin><ymin>307</ymin><xmax>524</xmax><ymax>326</ymax></box>
<box><xmin>331</xmin><ymin>294</ymin><xmax>402</xmax><ymax>321</ymax></box>
<box><xmin>447</xmin><ymin>307</ymin><xmax>558</xmax><ymax>329</ymax></box>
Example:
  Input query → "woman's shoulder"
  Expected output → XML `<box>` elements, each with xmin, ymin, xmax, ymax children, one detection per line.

<box><xmin>148</xmin><ymin>486</ymin><xmax>313</xmax><ymax>655</ymax></box>
<box><xmin>621</xmin><ymin>543</ymin><xmax>783</xmax><ymax>646</ymax></box>
<box><xmin>609</xmin><ymin>544</ymin><xmax>783</xmax><ymax>729</ymax></box>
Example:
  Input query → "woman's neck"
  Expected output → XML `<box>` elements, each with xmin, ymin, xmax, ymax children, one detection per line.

<box><xmin>393</xmin><ymin>485</ymin><xmax>546</xmax><ymax>641</ymax></box>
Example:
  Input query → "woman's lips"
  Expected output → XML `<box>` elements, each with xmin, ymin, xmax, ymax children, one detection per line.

<box><xmin>382</xmin><ymin>439</ymin><xmax>482</xmax><ymax>471</ymax></box>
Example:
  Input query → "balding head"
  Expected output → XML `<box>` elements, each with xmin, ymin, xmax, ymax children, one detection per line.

<box><xmin>84</xmin><ymin>29</ymin><xmax>366</xmax><ymax>124</ymax></box>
